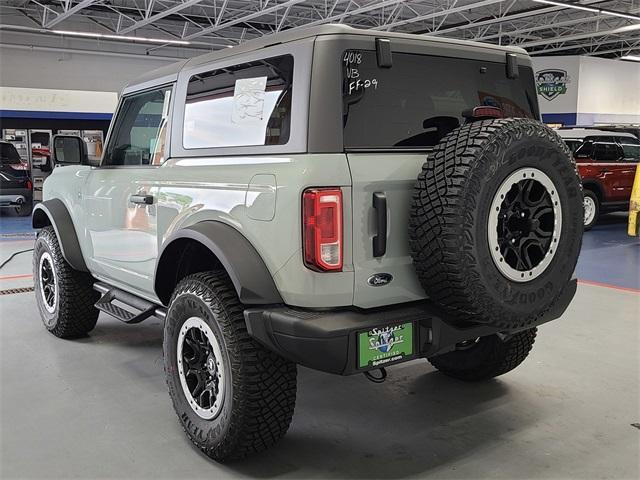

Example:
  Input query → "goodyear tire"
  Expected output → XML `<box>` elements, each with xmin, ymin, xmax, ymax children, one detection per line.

<box><xmin>429</xmin><ymin>328</ymin><xmax>537</xmax><ymax>381</ymax></box>
<box><xmin>409</xmin><ymin>118</ymin><xmax>583</xmax><ymax>329</ymax></box>
<box><xmin>33</xmin><ymin>226</ymin><xmax>99</xmax><ymax>338</ymax></box>
<box><xmin>163</xmin><ymin>271</ymin><xmax>297</xmax><ymax>462</ymax></box>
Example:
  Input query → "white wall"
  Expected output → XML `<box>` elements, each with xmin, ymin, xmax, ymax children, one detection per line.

<box><xmin>0</xmin><ymin>46</ymin><xmax>176</xmax><ymax>93</ymax></box>
<box><xmin>532</xmin><ymin>55</ymin><xmax>640</xmax><ymax>125</ymax></box>
<box><xmin>576</xmin><ymin>56</ymin><xmax>640</xmax><ymax>125</ymax></box>
<box><xmin>531</xmin><ymin>56</ymin><xmax>581</xmax><ymax>115</ymax></box>
<box><xmin>0</xmin><ymin>86</ymin><xmax>118</xmax><ymax>114</ymax></box>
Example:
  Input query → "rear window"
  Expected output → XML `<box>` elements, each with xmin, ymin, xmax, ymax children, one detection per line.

<box><xmin>0</xmin><ymin>143</ymin><xmax>22</xmax><ymax>164</ymax></box>
<box><xmin>619</xmin><ymin>136</ymin><xmax>640</xmax><ymax>160</ymax></box>
<box><xmin>342</xmin><ymin>51</ymin><xmax>538</xmax><ymax>150</ymax></box>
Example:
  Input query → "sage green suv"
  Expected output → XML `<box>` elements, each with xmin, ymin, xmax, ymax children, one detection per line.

<box><xmin>32</xmin><ymin>25</ymin><xmax>583</xmax><ymax>462</ymax></box>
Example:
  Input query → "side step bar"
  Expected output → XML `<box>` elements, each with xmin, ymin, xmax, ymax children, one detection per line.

<box><xmin>94</xmin><ymin>282</ymin><xmax>166</xmax><ymax>324</ymax></box>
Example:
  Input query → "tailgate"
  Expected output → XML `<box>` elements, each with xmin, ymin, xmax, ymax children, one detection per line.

<box><xmin>347</xmin><ymin>152</ymin><xmax>428</xmax><ymax>308</ymax></box>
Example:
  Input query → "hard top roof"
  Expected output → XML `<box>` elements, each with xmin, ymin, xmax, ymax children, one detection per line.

<box><xmin>557</xmin><ymin>128</ymin><xmax>637</xmax><ymax>139</ymax></box>
<box><xmin>124</xmin><ymin>24</ymin><xmax>528</xmax><ymax>92</ymax></box>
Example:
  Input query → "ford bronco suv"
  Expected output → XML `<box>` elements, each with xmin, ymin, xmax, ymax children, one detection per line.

<box><xmin>32</xmin><ymin>25</ymin><xmax>583</xmax><ymax>462</ymax></box>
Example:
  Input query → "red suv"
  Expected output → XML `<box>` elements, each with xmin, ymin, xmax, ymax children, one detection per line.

<box><xmin>574</xmin><ymin>134</ymin><xmax>640</xmax><ymax>229</ymax></box>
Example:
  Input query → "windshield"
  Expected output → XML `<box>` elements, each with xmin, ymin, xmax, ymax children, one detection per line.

<box><xmin>342</xmin><ymin>51</ymin><xmax>539</xmax><ymax>149</ymax></box>
<box><xmin>0</xmin><ymin>143</ymin><xmax>23</xmax><ymax>164</ymax></box>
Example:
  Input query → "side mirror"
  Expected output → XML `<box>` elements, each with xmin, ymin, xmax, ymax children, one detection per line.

<box><xmin>52</xmin><ymin>135</ymin><xmax>88</xmax><ymax>166</ymax></box>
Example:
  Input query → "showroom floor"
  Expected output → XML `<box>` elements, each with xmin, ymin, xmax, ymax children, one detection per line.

<box><xmin>0</xmin><ymin>212</ymin><xmax>638</xmax><ymax>479</ymax></box>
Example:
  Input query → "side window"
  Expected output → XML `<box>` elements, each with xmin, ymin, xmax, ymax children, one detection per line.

<box><xmin>575</xmin><ymin>141</ymin><xmax>593</xmax><ymax>158</ymax></box>
<box><xmin>618</xmin><ymin>137</ymin><xmax>640</xmax><ymax>160</ymax></box>
<box><xmin>183</xmin><ymin>55</ymin><xmax>293</xmax><ymax>149</ymax></box>
<box><xmin>103</xmin><ymin>87</ymin><xmax>172</xmax><ymax>166</ymax></box>
<box><xmin>563</xmin><ymin>139</ymin><xmax>582</xmax><ymax>154</ymax></box>
<box><xmin>593</xmin><ymin>141</ymin><xmax>622</xmax><ymax>162</ymax></box>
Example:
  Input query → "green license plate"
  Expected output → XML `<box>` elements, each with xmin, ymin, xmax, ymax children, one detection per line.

<box><xmin>358</xmin><ymin>322</ymin><xmax>414</xmax><ymax>369</ymax></box>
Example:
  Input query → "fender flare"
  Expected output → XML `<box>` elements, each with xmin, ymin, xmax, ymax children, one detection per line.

<box><xmin>154</xmin><ymin>221</ymin><xmax>283</xmax><ymax>306</ymax></box>
<box><xmin>582</xmin><ymin>180</ymin><xmax>604</xmax><ymax>201</ymax></box>
<box><xmin>32</xmin><ymin>199</ymin><xmax>88</xmax><ymax>272</ymax></box>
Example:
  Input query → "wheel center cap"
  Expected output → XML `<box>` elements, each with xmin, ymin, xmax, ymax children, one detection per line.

<box><xmin>206</xmin><ymin>356</ymin><xmax>216</xmax><ymax>374</ymax></box>
<box><xmin>507</xmin><ymin>211</ymin><xmax>532</xmax><ymax>235</ymax></box>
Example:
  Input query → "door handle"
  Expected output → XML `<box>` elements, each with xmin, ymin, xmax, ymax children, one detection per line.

<box><xmin>372</xmin><ymin>192</ymin><xmax>387</xmax><ymax>257</ymax></box>
<box><xmin>129</xmin><ymin>194</ymin><xmax>154</xmax><ymax>205</ymax></box>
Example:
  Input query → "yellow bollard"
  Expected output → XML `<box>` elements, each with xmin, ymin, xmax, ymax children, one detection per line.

<box><xmin>628</xmin><ymin>167</ymin><xmax>640</xmax><ymax>236</ymax></box>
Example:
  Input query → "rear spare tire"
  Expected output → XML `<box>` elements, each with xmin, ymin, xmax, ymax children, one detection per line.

<box><xmin>409</xmin><ymin>118</ymin><xmax>582</xmax><ymax>329</ymax></box>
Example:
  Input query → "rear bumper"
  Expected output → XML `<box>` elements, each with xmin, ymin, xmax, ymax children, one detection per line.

<box><xmin>245</xmin><ymin>278</ymin><xmax>577</xmax><ymax>375</ymax></box>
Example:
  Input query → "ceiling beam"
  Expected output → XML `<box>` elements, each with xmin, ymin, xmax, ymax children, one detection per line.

<box><xmin>476</xmin><ymin>5</ymin><xmax>640</xmax><ymax>43</ymax></box>
<box><xmin>44</xmin><ymin>0</ymin><xmax>99</xmax><ymax>28</ymax></box>
<box><xmin>528</xmin><ymin>34</ymin><xmax>640</xmax><ymax>54</ymax></box>
<box><xmin>585</xmin><ymin>44</ymin><xmax>640</xmax><ymax>57</ymax></box>
<box><xmin>372</xmin><ymin>0</ymin><xmax>506</xmax><ymax>31</ymax></box>
<box><xmin>425</xmin><ymin>5</ymin><xmax>559</xmax><ymax>35</ymax></box>
<box><xmin>521</xmin><ymin>22</ymin><xmax>640</xmax><ymax>48</ymax></box>
<box><xmin>289</xmin><ymin>0</ymin><xmax>405</xmax><ymax>30</ymax></box>
<box><xmin>183</xmin><ymin>0</ymin><xmax>304</xmax><ymax>40</ymax></box>
<box><xmin>118</xmin><ymin>0</ymin><xmax>205</xmax><ymax>34</ymax></box>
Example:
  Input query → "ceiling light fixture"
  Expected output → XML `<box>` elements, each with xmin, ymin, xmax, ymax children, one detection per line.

<box><xmin>533</xmin><ymin>0</ymin><xmax>640</xmax><ymax>21</ymax></box>
<box><xmin>620</xmin><ymin>54</ymin><xmax>640</xmax><ymax>62</ymax></box>
<box><xmin>52</xmin><ymin>29</ymin><xmax>191</xmax><ymax>45</ymax></box>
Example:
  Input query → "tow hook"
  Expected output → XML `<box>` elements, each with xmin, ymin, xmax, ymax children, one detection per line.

<box><xmin>363</xmin><ymin>367</ymin><xmax>387</xmax><ymax>384</ymax></box>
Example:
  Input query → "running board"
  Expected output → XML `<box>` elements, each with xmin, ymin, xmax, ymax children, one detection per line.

<box><xmin>94</xmin><ymin>283</ymin><xmax>166</xmax><ymax>324</ymax></box>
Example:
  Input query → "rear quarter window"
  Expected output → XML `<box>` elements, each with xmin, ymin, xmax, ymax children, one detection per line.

<box><xmin>342</xmin><ymin>51</ymin><xmax>538</xmax><ymax>150</ymax></box>
<box><xmin>183</xmin><ymin>55</ymin><xmax>293</xmax><ymax>149</ymax></box>
<box><xmin>0</xmin><ymin>143</ymin><xmax>22</xmax><ymax>164</ymax></box>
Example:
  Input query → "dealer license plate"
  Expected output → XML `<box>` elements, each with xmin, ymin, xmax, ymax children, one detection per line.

<box><xmin>357</xmin><ymin>322</ymin><xmax>414</xmax><ymax>369</ymax></box>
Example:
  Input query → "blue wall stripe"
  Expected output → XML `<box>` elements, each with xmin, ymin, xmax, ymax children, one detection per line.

<box><xmin>541</xmin><ymin>113</ymin><xmax>577</xmax><ymax>125</ymax></box>
<box><xmin>0</xmin><ymin>110</ymin><xmax>112</xmax><ymax>120</ymax></box>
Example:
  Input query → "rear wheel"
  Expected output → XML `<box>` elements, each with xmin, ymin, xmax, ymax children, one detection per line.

<box><xmin>429</xmin><ymin>328</ymin><xmax>537</xmax><ymax>381</ymax></box>
<box><xmin>163</xmin><ymin>271</ymin><xmax>297</xmax><ymax>462</ymax></box>
<box><xmin>583</xmin><ymin>190</ymin><xmax>599</xmax><ymax>231</ymax></box>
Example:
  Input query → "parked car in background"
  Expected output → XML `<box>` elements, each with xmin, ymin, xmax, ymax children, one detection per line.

<box><xmin>0</xmin><ymin>141</ymin><xmax>33</xmax><ymax>216</ymax></box>
<box><xmin>32</xmin><ymin>146</ymin><xmax>52</xmax><ymax>173</ymax></box>
<box><xmin>557</xmin><ymin>129</ymin><xmax>640</xmax><ymax>229</ymax></box>
<box><xmin>556</xmin><ymin>128</ymin><xmax>622</xmax><ymax>154</ymax></box>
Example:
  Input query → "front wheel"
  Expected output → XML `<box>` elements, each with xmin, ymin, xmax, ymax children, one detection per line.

<box><xmin>33</xmin><ymin>226</ymin><xmax>99</xmax><ymax>338</ymax></box>
<box><xmin>428</xmin><ymin>328</ymin><xmax>537</xmax><ymax>381</ymax></box>
<box><xmin>163</xmin><ymin>271</ymin><xmax>297</xmax><ymax>462</ymax></box>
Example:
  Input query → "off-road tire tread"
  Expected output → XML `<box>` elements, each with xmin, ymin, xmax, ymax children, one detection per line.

<box><xmin>165</xmin><ymin>271</ymin><xmax>296</xmax><ymax>462</ymax></box>
<box><xmin>34</xmin><ymin>226</ymin><xmax>98</xmax><ymax>338</ymax></box>
<box><xmin>409</xmin><ymin>118</ymin><xmax>581</xmax><ymax>328</ymax></box>
<box><xmin>429</xmin><ymin>328</ymin><xmax>537</xmax><ymax>381</ymax></box>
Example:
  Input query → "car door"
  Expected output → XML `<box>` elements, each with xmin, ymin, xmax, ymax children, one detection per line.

<box><xmin>616</xmin><ymin>136</ymin><xmax>640</xmax><ymax>200</ymax></box>
<box><xmin>83</xmin><ymin>86</ymin><xmax>172</xmax><ymax>297</ymax></box>
<box><xmin>576</xmin><ymin>137</ymin><xmax>624</xmax><ymax>203</ymax></box>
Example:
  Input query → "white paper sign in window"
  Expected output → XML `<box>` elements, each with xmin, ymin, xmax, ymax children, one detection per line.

<box><xmin>232</xmin><ymin>76</ymin><xmax>267</xmax><ymax>124</ymax></box>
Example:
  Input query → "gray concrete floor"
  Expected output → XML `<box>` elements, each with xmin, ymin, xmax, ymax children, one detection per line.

<box><xmin>1</xmin><ymin>237</ymin><xmax>639</xmax><ymax>479</ymax></box>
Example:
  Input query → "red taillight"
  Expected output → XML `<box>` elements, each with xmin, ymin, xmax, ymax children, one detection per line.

<box><xmin>26</xmin><ymin>179</ymin><xmax>33</xmax><ymax>190</ymax></box>
<box><xmin>302</xmin><ymin>188</ymin><xmax>343</xmax><ymax>272</ymax></box>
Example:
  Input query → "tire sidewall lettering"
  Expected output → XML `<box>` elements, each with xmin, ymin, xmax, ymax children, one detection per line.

<box><xmin>164</xmin><ymin>291</ymin><xmax>233</xmax><ymax>446</ymax></box>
